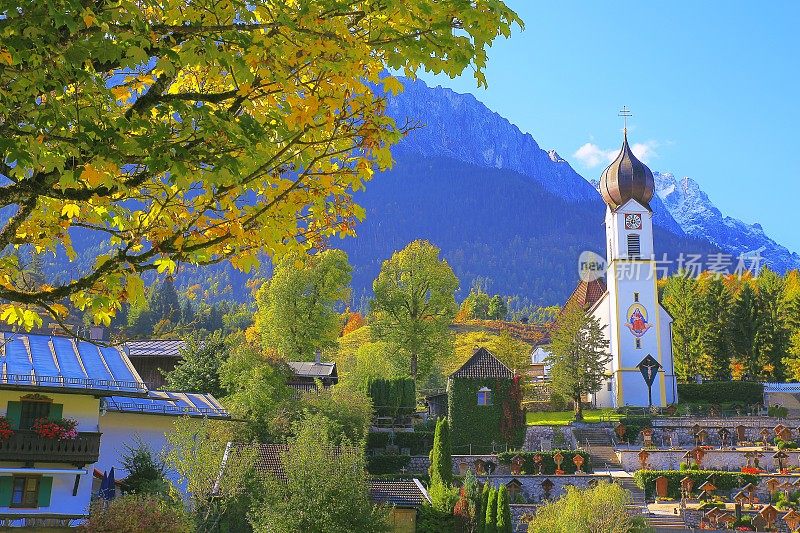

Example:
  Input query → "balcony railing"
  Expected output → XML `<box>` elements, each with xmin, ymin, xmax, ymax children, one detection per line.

<box><xmin>0</xmin><ymin>430</ymin><xmax>101</xmax><ymax>464</ymax></box>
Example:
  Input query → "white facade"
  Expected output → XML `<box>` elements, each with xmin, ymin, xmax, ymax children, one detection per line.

<box><xmin>590</xmin><ymin>198</ymin><xmax>678</xmax><ymax>408</ymax></box>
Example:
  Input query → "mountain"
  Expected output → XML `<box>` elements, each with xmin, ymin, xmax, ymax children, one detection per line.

<box><xmin>654</xmin><ymin>172</ymin><xmax>800</xmax><ymax>272</ymax></box>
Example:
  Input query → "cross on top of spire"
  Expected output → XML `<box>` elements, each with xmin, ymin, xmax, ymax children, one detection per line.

<box><xmin>619</xmin><ymin>105</ymin><xmax>632</xmax><ymax>133</ymax></box>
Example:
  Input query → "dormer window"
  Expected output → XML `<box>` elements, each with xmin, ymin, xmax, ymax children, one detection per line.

<box><xmin>477</xmin><ymin>387</ymin><xmax>492</xmax><ymax>406</ymax></box>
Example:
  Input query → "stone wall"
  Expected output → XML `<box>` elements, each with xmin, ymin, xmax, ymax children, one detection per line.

<box><xmin>476</xmin><ymin>474</ymin><xmax>612</xmax><ymax>504</ymax></box>
<box><xmin>616</xmin><ymin>448</ymin><xmax>800</xmax><ymax>473</ymax></box>
<box><xmin>509</xmin><ymin>504</ymin><xmax>536</xmax><ymax>533</ymax></box>
<box><xmin>522</xmin><ymin>426</ymin><xmax>576</xmax><ymax>451</ymax></box>
<box><xmin>407</xmin><ymin>454</ymin><xmax>501</xmax><ymax>475</ymax></box>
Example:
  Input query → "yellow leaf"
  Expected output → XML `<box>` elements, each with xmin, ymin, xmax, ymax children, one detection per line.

<box><xmin>382</xmin><ymin>76</ymin><xmax>404</xmax><ymax>96</ymax></box>
<box><xmin>110</xmin><ymin>86</ymin><xmax>130</xmax><ymax>101</ymax></box>
<box><xmin>80</xmin><ymin>164</ymin><xmax>104</xmax><ymax>187</ymax></box>
<box><xmin>82</xmin><ymin>12</ymin><xmax>96</xmax><ymax>28</ymax></box>
<box><xmin>0</xmin><ymin>49</ymin><xmax>11</xmax><ymax>65</ymax></box>
<box><xmin>61</xmin><ymin>204</ymin><xmax>81</xmax><ymax>218</ymax></box>
<box><xmin>154</xmin><ymin>258</ymin><xmax>176</xmax><ymax>274</ymax></box>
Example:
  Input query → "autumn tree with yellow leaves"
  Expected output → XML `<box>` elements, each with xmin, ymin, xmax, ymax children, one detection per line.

<box><xmin>0</xmin><ymin>0</ymin><xmax>521</xmax><ymax>330</ymax></box>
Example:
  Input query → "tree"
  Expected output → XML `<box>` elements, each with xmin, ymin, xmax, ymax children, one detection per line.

<box><xmin>0</xmin><ymin>0</ymin><xmax>521</xmax><ymax>330</ymax></box>
<box><xmin>478</xmin><ymin>482</ymin><xmax>491</xmax><ymax>533</ymax></box>
<box><xmin>754</xmin><ymin>269</ymin><xmax>789</xmax><ymax>380</ymax></box>
<box><xmin>251</xmin><ymin>416</ymin><xmax>388</xmax><ymax>533</ymax></box>
<box><xmin>429</xmin><ymin>418</ymin><xmax>454</xmax><ymax>488</ymax></box>
<box><xmin>82</xmin><ymin>494</ymin><xmax>190</xmax><ymax>533</ymax></box>
<box><xmin>165</xmin><ymin>418</ymin><xmax>257</xmax><ymax>533</ymax></box>
<box><xmin>488</xmin><ymin>295</ymin><xmax>508</xmax><ymax>320</ymax></box>
<box><xmin>484</xmin><ymin>487</ymin><xmax>498</xmax><ymax>533</ymax></box>
<box><xmin>525</xmin><ymin>482</ymin><xmax>640</xmax><ymax>533</ymax></box>
<box><xmin>661</xmin><ymin>273</ymin><xmax>703</xmax><ymax>381</ymax></box>
<box><xmin>256</xmin><ymin>249</ymin><xmax>352</xmax><ymax>360</ymax></box>
<box><xmin>696</xmin><ymin>275</ymin><xmax>732</xmax><ymax>380</ymax></box>
<box><xmin>495</xmin><ymin>484</ymin><xmax>512</xmax><ymax>533</ymax></box>
<box><xmin>119</xmin><ymin>440</ymin><xmax>169</xmax><ymax>496</ymax></box>
<box><xmin>729</xmin><ymin>280</ymin><xmax>759</xmax><ymax>379</ymax></box>
<box><xmin>298</xmin><ymin>386</ymin><xmax>374</xmax><ymax>447</ymax></box>
<box><xmin>370</xmin><ymin>240</ymin><xmax>458</xmax><ymax>379</ymax></box>
<box><xmin>454</xmin><ymin>471</ymin><xmax>483</xmax><ymax>533</ymax></box>
<box><xmin>545</xmin><ymin>304</ymin><xmax>611</xmax><ymax>421</ymax></box>
<box><xmin>163</xmin><ymin>331</ymin><xmax>228</xmax><ymax>398</ymax></box>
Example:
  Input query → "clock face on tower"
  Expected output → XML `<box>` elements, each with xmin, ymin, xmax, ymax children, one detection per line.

<box><xmin>625</xmin><ymin>213</ymin><xmax>642</xmax><ymax>230</ymax></box>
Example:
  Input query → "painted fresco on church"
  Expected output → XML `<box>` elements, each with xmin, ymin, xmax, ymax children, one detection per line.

<box><xmin>624</xmin><ymin>303</ymin><xmax>652</xmax><ymax>337</ymax></box>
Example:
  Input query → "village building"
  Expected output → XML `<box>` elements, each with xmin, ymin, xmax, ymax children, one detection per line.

<box><xmin>286</xmin><ymin>355</ymin><xmax>338</xmax><ymax>394</ymax></box>
<box><xmin>121</xmin><ymin>339</ymin><xmax>186</xmax><ymax>389</ymax></box>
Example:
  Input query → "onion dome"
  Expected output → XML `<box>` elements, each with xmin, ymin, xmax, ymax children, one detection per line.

<box><xmin>599</xmin><ymin>131</ymin><xmax>655</xmax><ymax>211</ymax></box>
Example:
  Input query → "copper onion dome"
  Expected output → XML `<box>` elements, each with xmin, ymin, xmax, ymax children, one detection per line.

<box><xmin>599</xmin><ymin>131</ymin><xmax>655</xmax><ymax>211</ymax></box>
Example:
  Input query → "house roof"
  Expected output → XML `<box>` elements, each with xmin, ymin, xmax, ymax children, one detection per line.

<box><xmin>0</xmin><ymin>331</ymin><xmax>147</xmax><ymax>396</ymax></box>
<box><xmin>103</xmin><ymin>391</ymin><xmax>229</xmax><ymax>418</ymax></box>
<box><xmin>564</xmin><ymin>278</ymin><xmax>607</xmax><ymax>311</ymax></box>
<box><xmin>238</xmin><ymin>443</ymin><xmax>429</xmax><ymax>508</ymax></box>
<box><xmin>450</xmin><ymin>347</ymin><xmax>513</xmax><ymax>379</ymax></box>
<box><xmin>287</xmin><ymin>361</ymin><xmax>336</xmax><ymax>378</ymax></box>
<box><xmin>369</xmin><ymin>479</ymin><xmax>431</xmax><ymax>508</ymax></box>
<box><xmin>122</xmin><ymin>339</ymin><xmax>186</xmax><ymax>358</ymax></box>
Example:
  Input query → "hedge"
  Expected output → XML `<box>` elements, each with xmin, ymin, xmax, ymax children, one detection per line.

<box><xmin>496</xmin><ymin>450</ymin><xmax>592</xmax><ymax>475</ymax></box>
<box><xmin>617</xmin><ymin>416</ymin><xmax>652</xmax><ymax>444</ymax></box>
<box><xmin>367</xmin><ymin>432</ymin><xmax>390</xmax><ymax>450</ymax></box>
<box><xmin>366</xmin><ymin>454</ymin><xmax>411</xmax><ymax>475</ymax></box>
<box><xmin>677</xmin><ymin>382</ymin><xmax>764</xmax><ymax>405</ymax></box>
<box><xmin>633</xmin><ymin>470</ymin><xmax>759</xmax><ymax>500</ymax></box>
<box><xmin>368</xmin><ymin>378</ymin><xmax>416</xmax><ymax>418</ymax></box>
<box><xmin>366</xmin><ymin>431</ymin><xmax>434</xmax><ymax>455</ymax></box>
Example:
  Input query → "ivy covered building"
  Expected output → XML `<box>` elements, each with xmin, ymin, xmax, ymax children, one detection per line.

<box><xmin>447</xmin><ymin>347</ymin><xmax>525</xmax><ymax>453</ymax></box>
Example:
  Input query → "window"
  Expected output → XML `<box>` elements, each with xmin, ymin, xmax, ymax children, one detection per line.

<box><xmin>11</xmin><ymin>476</ymin><xmax>39</xmax><ymax>508</ymax></box>
<box><xmin>627</xmin><ymin>234</ymin><xmax>641</xmax><ymax>259</ymax></box>
<box><xmin>635</xmin><ymin>339</ymin><xmax>642</xmax><ymax>349</ymax></box>
<box><xmin>607</xmin><ymin>381</ymin><xmax>612</xmax><ymax>392</ymax></box>
<box><xmin>477</xmin><ymin>387</ymin><xmax>492</xmax><ymax>406</ymax></box>
<box><xmin>634</xmin><ymin>292</ymin><xmax>640</xmax><ymax>302</ymax></box>
<box><xmin>19</xmin><ymin>401</ymin><xmax>50</xmax><ymax>431</ymax></box>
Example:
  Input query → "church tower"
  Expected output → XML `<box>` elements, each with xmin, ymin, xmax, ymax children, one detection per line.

<box><xmin>597</xmin><ymin>129</ymin><xmax>677</xmax><ymax>407</ymax></box>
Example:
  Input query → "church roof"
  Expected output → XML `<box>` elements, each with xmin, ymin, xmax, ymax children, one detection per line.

<box><xmin>450</xmin><ymin>347</ymin><xmax>513</xmax><ymax>379</ymax></box>
<box><xmin>599</xmin><ymin>131</ymin><xmax>654</xmax><ymax>211</ymax></box>
<box><xmin>564</xmin><ymin>278</ymin><xmax>608</xmax><ymax>311</ymax></box>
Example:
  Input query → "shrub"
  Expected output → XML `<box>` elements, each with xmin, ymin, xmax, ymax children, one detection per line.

<box><xmin>366</xmin><ymin>454</ymin><xmax>411</xmax><ymax>475</ymax></box>
<box><xmin>633</xmin><ymin>470</ymin><xmax>759</xmax><ymax>499</ymax></box>
<box><xmin>677</xmin><ymin>382</ymin><xmax>763</xmax><ymax>405</ymax></box>
<box><xmin>496</xmin><ymin>450</ymin><xmax>592</xmax><ymax>475</ymax></box>
<box><xmin>524</xmin><ymin>482</ymin><xmax>634</xmax><ymax>533</ymax></box>
<box><xmin>617</xmin><ymin>416</ymin><xmax>652</xmax><ymax>444</ymax></box>
<box><xmin>769</xmin><ymin>405</ymin><xmax>789</xmax><ymax>418</ymax></box>
<box><xmin>119</xmin><ymin>441</ymin><xmax>168</xmax><ymax>495</ymax></box>
<box><xmin>366</xmin><ymin>432</ymin><xmax>390</xmax><ymax>450</ymax></box>
<box><xmin>80</xmin><ymin>494</ymin><xmax>190</xmax><ymax>533</ymax></box>
<box><xmin>395</xmin><ymin>431</ymin><xmax>435</xmax><ymax>455</ymax></box>
<box><xmin>367</xmin><ymin>378</ymin><xmax>416</xmax><ymax>418</ymax></box>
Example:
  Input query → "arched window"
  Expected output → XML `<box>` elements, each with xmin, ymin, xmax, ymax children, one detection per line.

<box><xmin>627</xmin><ymin>234</ymin><xmax>641</xmax><ymax>259</ymax></box>
<box><xmin>477</xmin><ymin>387</ymin><xmax>492</xmax><ymax>406</ymax></box>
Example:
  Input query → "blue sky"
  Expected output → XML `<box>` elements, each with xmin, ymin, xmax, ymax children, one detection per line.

<box><xmin>419</xmin><ymin>1</ymin><xmax>800</xmax><ymax>252</ymax></box>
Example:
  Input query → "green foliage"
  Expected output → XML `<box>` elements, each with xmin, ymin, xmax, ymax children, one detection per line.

<box><xmin>163</xmin><ymin>330</ymin><xmax>228</xmax><ymax>397</ymax></box>
<box><xmin>395</xmin><ymin>431</ymin><xmax>435</xmax><ymax>455</ymax></box>
<box><xmin>545</xmin><ymin>303</ymin><xmax>610</xmax><ymax>420</ymax></box>
<box><xmin>298</xmin><ymin>387</ymin><xmax>374</xmax><ymax>447</ymax></box>
<box><xmin>617</xmin><ymin>416</ymin><xmax>652</xmax><ymax>444</ymax></box>
<box><xmin>496</xmin><ymin>485</ymin><xmax>511</xmax><ymax>533</ymax></box>
<box><xmin>81</xmin><ymin>494</ymin><xmax>190</xmax><ymax>533</ymax></box>
<box><xmin>219</xmin><ymin>339</ymin><xmax>294</xmax><ymax>442</ymax></box>
<box><xmin>370</xmin><ymin>240</ymin><xmax>458</xmax><ymax>380</ymax></box>
<box><xmin>449</xmin><ymin>377</ymin><xmax>524</xmax><ymax>451</ymax></box>
<box><xmin>368</xmin><ymin>378</ymin><xmax>416</xmax><ymax>418</ymax></box>
<box><xmin>632</xmin><ymin>470</ymin><xmax>759</xmax><ymax>499</ymax></box>
<box><xmin>484</xmin><ymin>487</ymin><xmax>497</xmax><ymax>533</ymax></box>
<box><xmin>478</xmin><ymin>482</ymin><xmax>490</xmax><ymax>533</ymax></box>
<box><xmin>164</xmin><ymin>418</ymin><xmax>257</xmax><ymax>533</ymax></box>
<box><xmin>769</xmin><ymin>405</ymin><xmax>789</xmax><ymax>418</ymax></box>
<box><xmin>256</xmin><ymin>249</ymin><xmax>352</xmax><ymax>361</ymax></box>
<box><xmin>524</xmin><ymin>482</ymin><xmax>636</xmax><ymax>533</ymax></box>
<box><xmin>496</xmin><ymin>451</ymin><xmax>593</xmax><ymax>475</ymax></box>
<box><xmin>252</xmin><ymin>417</ymin><xmax>388</xmax><ymax>533</ymax></box>
<box><xmin>488</xmin><ymin>295</ymin><xmax>509</xmax><ymax>321</ymax></box>
<box><xmin>416</xmin><ymin>502</ymin><xmax>456</xmax><ymax>533</ymax></box>
<box><xmin>677</xmin><ymin>382</ymin><xmax>764</xmax><ymax>405</ymax></box>
<box><xmin>429</xmin><ymin>418</ymin><xmax>454</xmax><ymax>487</ymax></box>
<box><xmin>366</xmin><ymin>454</ymin><xmax>411</xmax><ymax>475</ymax></box>
<box><xmin>119</xmin><ymin>440</ymin><xmax>168</xmax><ymax>496</ymax></box>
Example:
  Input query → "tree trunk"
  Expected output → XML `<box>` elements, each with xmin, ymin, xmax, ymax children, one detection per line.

<box><xmin>411</xmin><ymin>352</ymin><xmax>418</xmax><ymax>379</ymax></box>
<box><xmin>574</xmin><ymin>395</ymin><xmax>583</xmax><ymax>421</ymax></box>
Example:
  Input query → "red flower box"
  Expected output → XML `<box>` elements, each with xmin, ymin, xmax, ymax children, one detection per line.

<box><xmin>32</xmin><ymin>418</ymin><xmax>78</xmax><ymax>440</ymax></box>
<box><xmin>0</xmin><ymin>417</ymin><xmax>13</xmax><ymax>441</ymax></box>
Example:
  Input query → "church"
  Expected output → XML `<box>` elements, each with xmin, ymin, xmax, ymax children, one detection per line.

<box><xmin>538</xmin><ymin>129</ymin><xmax>679</xmax><ymax>409</ymax></box>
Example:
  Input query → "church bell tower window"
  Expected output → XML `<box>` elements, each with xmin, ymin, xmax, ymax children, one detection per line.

<box><xmin>627</xmin><ymin>234</ymin><xmax>641</xmax><ymax>259</ymax></box>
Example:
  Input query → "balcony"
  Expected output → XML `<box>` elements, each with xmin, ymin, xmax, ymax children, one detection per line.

<box><xmin>0</xmin><ymin>431</ymin><xmax>101</xmax><ymax>465</ymax></box>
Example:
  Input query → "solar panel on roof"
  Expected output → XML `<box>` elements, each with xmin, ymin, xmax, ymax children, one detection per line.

<box><xmin>4</xmin><ymin>338</ymin><xmax>33</xmax><ymax>378</ymax></box>
<box><xmin>99</xmin><ymin>346</ymin><xmax>139</xmax><ymax>384</ymax></box>
<box><xmin>50</xmin><ymin>337</ymin><xmax>88</xmax><ymax>380</ymax></box>
<box><xmin>28</xmin><ymin>336</ymin><xmax>60</xmax><ymax>377</ymax></box>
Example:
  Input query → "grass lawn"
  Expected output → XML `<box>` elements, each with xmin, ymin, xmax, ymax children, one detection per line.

<box><xmin>526</xmin><ymin>408</ymin><xmax>621</xmax><ymax>426</ymax></box>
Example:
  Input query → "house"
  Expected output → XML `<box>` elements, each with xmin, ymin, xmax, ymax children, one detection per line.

<box><xmin>0</xmin><ymin>331</ymin><xmax>227</xmax><ymax>526</ymax></box>
<box><xmin>447</xmin><ymin>347</ymin><xmax>524</xmax><ymax>452</ymax></box>
<box><xmin>121</xmin><ymin>339</ymin><xmax>186</xmax><ymax>389</ymax></box>
<box><xmin>0</xmin><ymin>331</ymin><xmax>147</xmax><ymax>525</ymax></box>
<box><xmin>95</xmin><ymin>391</ymin><xmax>229</xmax><ymax>491</ymax></box>
<box><xmin>241</xmin><ymin>443</ymin><xmax>429</xmax><ymax>533</ymax></box>
<box><xmin>286</xmin><ymin>356</ymin><xmax>337</xmax><ymax>394</ymax></box>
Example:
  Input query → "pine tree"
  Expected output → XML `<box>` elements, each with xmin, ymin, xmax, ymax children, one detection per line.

<box><xmin>729</xmin><ymin>280</ymin><xmax>759</xmax><ymax>379</ymax></box>
<box><xmin>545</xmin><ymin>304</ymin><xmax>611</xmax><ymax>421</ymax></box>
<box><xmin>478</xmin><ymin>481</ymin><xmax>490</xmax><ymax>533</ymax></box>
<box><xmin>484</xmin><ymin>487</ymin><xmax>497</xmax><ymax>533</ymax></box>
<box><xmin>429</xmin><ymin>418</ymin><xmax>453</xmax><ymax>487</ymax></box>
<box><xmin>487</xmin><ymin>295</ymin><xmax>508</xmax><ymax>320</ymax></box>
<box><xmin>754</xmin><ymin>269</ymin><xmax>789</xmax><ymax>380</ymax></box>
<box><xmin>661</xmin><ymin>272</ymin><xmax>703</xmax><ymax>381</ymax></box>
<box><xmin>697</xmin><ymin>275</ymin><xmax>733</xmax><ymax>380</ymax></box>
<box><xmin>495</xmin><ymin>484</ymin><xmax>512</xmax><ymax>533</ymax></box>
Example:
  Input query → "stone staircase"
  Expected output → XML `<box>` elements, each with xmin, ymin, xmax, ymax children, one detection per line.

<box><xmin>646</xmin><ymin>512</ymin><xmax>689</xmax><ymax>531</ymax></box>
<box><xmin>572</xmin><ymin>427</ymin><xmax>619</xmax><ymax>470</ymax></box>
